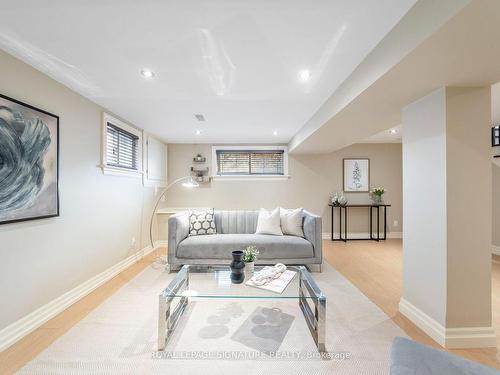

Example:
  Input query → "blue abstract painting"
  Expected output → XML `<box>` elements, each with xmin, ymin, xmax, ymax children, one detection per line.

<box><xmin>0</xmin><ymin>94</ymin><xmax>59</xmax><ymax>224</ymax></box>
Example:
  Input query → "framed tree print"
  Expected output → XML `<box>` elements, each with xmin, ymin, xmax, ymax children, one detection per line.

<box><xmin>343</xmin><ymin>158</ymin><xmax>369</xmax><ymax>192</ymax></box>
<box><xmin>0</xmin><ymin>93</ymin><xmax>59</xmax><ymax>225</ymax></box>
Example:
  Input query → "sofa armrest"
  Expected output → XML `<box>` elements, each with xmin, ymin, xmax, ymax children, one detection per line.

<box><xmin>168</xmin><ymin>212</ymin><xmax>189</xmax><ymax>263</ymax></box>
<box><xmin>303</xmin><ymin>210</ymin><xmax>322</xmax><ymax>262</ymax></box>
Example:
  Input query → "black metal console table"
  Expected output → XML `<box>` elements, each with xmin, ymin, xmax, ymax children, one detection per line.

<box><xmin>329</xmin><ymin>203</ymin><xmax>391</xmax><ymax>242</ymax></box>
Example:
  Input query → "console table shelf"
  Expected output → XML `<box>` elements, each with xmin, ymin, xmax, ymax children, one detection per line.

<box><xmin>328</xmin><ymin>203</ymin><xmax>391</xmax><ymax>242</ymax></box>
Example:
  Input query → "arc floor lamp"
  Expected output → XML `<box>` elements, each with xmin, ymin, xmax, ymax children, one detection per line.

<box><xmin>149</xmin><ymin>176</ymin><xmax>199</xmax><ymax>260</ymax></box>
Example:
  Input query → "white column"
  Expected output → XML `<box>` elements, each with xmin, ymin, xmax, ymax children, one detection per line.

<box><xmin>400</xmin><ymin>86</ymin><xmax>495</xmax><ymax>348</ymax></box>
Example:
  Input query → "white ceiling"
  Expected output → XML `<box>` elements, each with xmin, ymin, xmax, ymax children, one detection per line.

<box><xmin>0</xmin><ymin>0</ymin><xmax>416</xmax><ymax>144</ymax></box>
<box><xmin>358</xmin><ymin>125</ymin><xmax>401</xmax><ymax>143</ymax></box>
<box><xmin>289</xmin><ymin>0</ymin><xmax>500</xmax><ymax>154</ymax></box>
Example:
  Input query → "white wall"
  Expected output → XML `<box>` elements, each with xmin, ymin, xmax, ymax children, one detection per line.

<box><xmin>165</xmin><ymin>143</ymin><xmax>403</xmax><ymax>236</ymax></box>
<box><xmin>402</xmin><ymin>87</ymin><xmax>448</xmax><ymax>326</ymax></box>
<box><xmin>0</xmin><ymin>50</ymin><xmax>161</xmax><ymax>330</ymax></box>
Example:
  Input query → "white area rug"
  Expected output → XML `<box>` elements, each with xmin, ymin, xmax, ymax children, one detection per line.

<box><xmin>17</xmin><ymin>263</ymin><xmax>407</xmax><ymax>374</ymax></box>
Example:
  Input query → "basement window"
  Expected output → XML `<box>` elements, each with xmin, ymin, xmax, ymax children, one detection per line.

<box><xmin>212</xmin><ymin>146</ymin><xmax>289</xmax><ymax>179</ymax></box>
<box><xmin>101</xmin><ymin>113</ymin><xmax>143</xmax><ymax>177</ymax></box>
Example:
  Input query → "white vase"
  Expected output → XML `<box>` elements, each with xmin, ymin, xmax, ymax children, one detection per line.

<box><xmin>245</xmin><ymin>261</ymin><xmax>255</xmax><ymax>275</ymax></box>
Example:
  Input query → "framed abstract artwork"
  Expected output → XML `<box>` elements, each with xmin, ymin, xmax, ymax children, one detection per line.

<box><xmin>0</xmin><ymin>93</ymin><xmax>59</xmax><ymax>225</ymax></box>
<box><xmin>343</xmin><ymin>158</ymin><xmax>370</xmax><ymax>192</ymax></box>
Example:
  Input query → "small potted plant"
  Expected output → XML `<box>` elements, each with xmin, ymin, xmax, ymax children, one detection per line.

<box><xmin>243</xmin><ymin>245</ymin><xmax>259</xmax><ymax>274</ymax></box>
<box><xmin>370</xmin><ymin>187</ymin><xmax>385</xmax><ymax>204</ymax></box>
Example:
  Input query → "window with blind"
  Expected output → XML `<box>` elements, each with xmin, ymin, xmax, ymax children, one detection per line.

<box><xmin>106</xmin><ymin>123</ymin><xmax>139</xmax><ymax>170</ymax></box>
<box><xmin>102</xmin><ymin>113</ymin><xmax>142</xmax><ymax>177</ymax></box>
<box><xmin>214</xmin><ymin>148</ymin><xmax>286</xmax><ymax>176</ymax></box>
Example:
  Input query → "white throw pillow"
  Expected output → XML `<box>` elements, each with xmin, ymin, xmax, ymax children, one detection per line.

<box><xmin>280</xmin><ymin>207</ymin><xmax>304</xmax><ymax>237</ymax></box>
<box><xmin>255</xmin><ymin>208</ymin><xmax>283</xmax><ymax>236</ymax></box>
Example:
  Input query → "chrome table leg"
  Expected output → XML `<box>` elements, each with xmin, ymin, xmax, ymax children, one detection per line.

<box><xmin>299</xmin><ymin>267</ymin><xmax>326</xmax><ymax>352</ymax></box>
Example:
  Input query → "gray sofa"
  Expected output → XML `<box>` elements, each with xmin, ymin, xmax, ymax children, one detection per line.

<box><xmin>168</xmin><ymin>209</ymin><xmax>322</xmax><ymax>272</ymax></box>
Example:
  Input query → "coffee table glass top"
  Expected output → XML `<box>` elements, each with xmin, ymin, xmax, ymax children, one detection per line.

<box><xmin>161</xmin><ymin>265</ymin><xmax>323</xmax><ymax>299</ymax></box>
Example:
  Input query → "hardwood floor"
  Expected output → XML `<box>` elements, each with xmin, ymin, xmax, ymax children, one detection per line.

<box><xmin>1</xmin><ymin>243</ymin><xmax>498</xmax><ymax>373</ymax></box>
<box><xmin>323</xmin><ymin>239</ymin><xmax>500</xmax><ymax>369</ymax></box>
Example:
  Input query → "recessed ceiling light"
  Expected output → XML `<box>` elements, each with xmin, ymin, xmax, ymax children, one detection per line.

<box><xmin>273</xmin><ymin>130</ymin><xmax>278</xmax><ymax>136</ymax></box>
<box><xmin>195</xmin><ymin>129</ymin><xmax>201</xmax><ymax>135</ymax></box>
<box><xmin>299</xmin><ymin>69</ymin><xmax>311</xmax><ymax>82</ymax></box>
<box><xmin>389</xmin><ymin>129</ymin><xmax>398</xmax><ymax>134</ymax></box>
<box><xmin>141</xmin><ymin>69</ymin><xmax>154</xmax><ymax>78</ymax></box>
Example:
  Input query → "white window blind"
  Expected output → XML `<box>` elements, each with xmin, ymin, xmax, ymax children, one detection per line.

<box><xmin>216</xmin><ymin>149</ymin><xmax>284</xmax><ymax>176</ymax></box>
<box><xmin>106</xmin><ymin>122</ymin><xmax>139</xmax><ymax>170</ymax></box>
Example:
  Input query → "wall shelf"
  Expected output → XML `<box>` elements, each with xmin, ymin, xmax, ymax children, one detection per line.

<box><xmin>191</xmin><ymin>167</ymin><xmax>209</xmax><ymax>173</ymax></box>
<box><xmin>190</xmin><ymin>154</ymin><xmax>211</xmax><ymax>183</ymax></box>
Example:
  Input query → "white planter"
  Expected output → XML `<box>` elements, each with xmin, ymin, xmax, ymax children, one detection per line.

<box><xmin>245</xmin><ymin>261</ymin><xmax>255</xmax><ymax>274</ymax></box>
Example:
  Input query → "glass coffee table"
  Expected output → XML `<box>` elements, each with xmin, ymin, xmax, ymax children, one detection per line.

<box><xmin>158</xmin><ymin>265</ymin><xmax>326</xmax><ymax>352</ymax></box>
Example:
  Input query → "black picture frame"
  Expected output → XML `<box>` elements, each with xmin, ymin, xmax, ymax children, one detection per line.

<box><xmin>343</xmin><ymin>158</ymin><xmax>370</xmax><ymax>193</ymax></box>
<box><xmin>0</xmin><ymin>93</ymin><xmax>60</xmax><ymax>225</ymax></box>
<box><xmin>492</xmin><ymin>126</ymin><xmax>500</xmax><ymax>147</ymax></box>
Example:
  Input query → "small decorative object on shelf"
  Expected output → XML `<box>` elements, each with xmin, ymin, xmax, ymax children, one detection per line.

<box><xmin>191</xmin><ymin>167</ymin><xmax>210</xmax><ymax>182</ymax></box>
<box><xmin>193</xmin><ymin>153</ymin><xmax>206</xmax><ymax>163</ymax></box>
<box><xmin>230</xmin><ymin>250</ymin><xmax>245</xmax><ymax>284</ymax></box>
<box><xmin>243</xmin><ymin>245</ymin><xmax>259</xmax><ymax>274</ymax></box>
<box><xmin>331</xmin><ymin>191</ymin><xmax>348</xmax><ymax>206</ymax></box>
<box><xmin>370</xmin><ymin>187</ymin><xmax>385</xmax><ymax>204</ymax></box>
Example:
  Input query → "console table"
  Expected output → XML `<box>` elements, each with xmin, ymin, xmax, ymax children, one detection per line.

<box><xmin>329</xmin><ymin>203</ymin><xmax>391</xmax><ymax>242</ymax></box>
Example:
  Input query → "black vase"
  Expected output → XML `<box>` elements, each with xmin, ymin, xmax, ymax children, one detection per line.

<box><xmin>230</xmin><ymin>250</ymin><xmax>245</xmax><ymax>284</ymax></box>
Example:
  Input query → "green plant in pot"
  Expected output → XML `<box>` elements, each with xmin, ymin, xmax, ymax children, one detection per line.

<box><xmin>242</xmin><ymin>245</ymin><xmax>259</xmax><ymax>274</ymax></box>
<box><xmin>370</xmin><ymin>187</ymin><xmax>385</xmax><ymax>204</ymax></box>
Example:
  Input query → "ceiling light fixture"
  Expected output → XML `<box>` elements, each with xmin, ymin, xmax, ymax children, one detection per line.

<box><xmin>195</xmin><ymin>129</ymin><xmax>201</xmax><ymax>135</ymax></box>
<box><xmin>389</xmin><ymin>129</ymin><xmax>398</xmax><ymax>134</ymax></box>
<box><xmin>195</xmin><ymin>114</ymin><xmax>206</xmax><ymax>122</ymax></box>
<box><xmin>299</xmin><ymin>69</ymin><xmax>311</xmax><ymax>82</ymax></box>
<box><xmin>141</xmin><ymin>69</ymin><xmax>155</xmax><ymax>78</ymax></box>
<box><xmin>273</xmin><ymin>130</ymin><xmax>278</xmax><ymax>136</ymax></box>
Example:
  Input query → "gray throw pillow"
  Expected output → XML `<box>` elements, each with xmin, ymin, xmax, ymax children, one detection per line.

<box><xmin>188</xmin><ymin>208</ymin><xmax>217</xmax><ymax>236</ymax></box>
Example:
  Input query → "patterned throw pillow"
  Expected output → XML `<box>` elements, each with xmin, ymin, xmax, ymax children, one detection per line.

<box><xmin>188</xmin><ymin>209</ymin><xmax>217</xmax><ymax>236</ymax></box>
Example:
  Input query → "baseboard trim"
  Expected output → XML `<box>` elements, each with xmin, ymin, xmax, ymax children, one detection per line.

<box><xmin>493</xmin><ymin>245</ymin><xmax>500</xmax><ymax>256</ymax></box>
<box><xmin>0</xmin><ymin>242</ymin><xmax>158</xmax><ymax>352</ymax></box>
<box><xmin>399</xmin><ymin>298</ymin><xmax>496</xmax><ymax>348</ymax></box>
<box><xmin>322</xmin><ymin>232</ymin><xmax>402</xmax><ymax>240</ymax></box>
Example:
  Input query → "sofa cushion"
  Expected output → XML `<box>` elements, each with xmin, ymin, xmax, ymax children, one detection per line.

<box><xmin>255</xmin><ymin>208</ymin><xmax>283</xmax><ymax>236</ymax></box>
<box><xmin>214</xmin><ymin>210</ymin><xmax>259</xmax><ymax>234</ymax></box>
<box><xmin>280</xmin><ymin>207</ymin><xmax>304</xmax><ymax>237</ymax></box>
<box><xmin>188</xmin><ymin>208</ymin><xmax>216</xmax><ymax>236</ymax></box>
<box><xmin>176</xmin><ymin>234</ymin><xmax>313</xmax><ymax>260</ymax></box>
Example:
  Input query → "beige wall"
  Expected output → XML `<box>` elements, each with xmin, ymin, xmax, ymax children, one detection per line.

<box><xmin>494</xmin><ymin>164</ymin><xmax>500</xmax><ymax>248</ymax></box>
<box><xmin>165</xmin><ymin>143</ymin><xmax>402</xmax><ymax>236</ymax></box>
<box><xmin>0</xmin><ymin>50</ymin><xmax>161</xmax><ymax>330</ymax></box>
<box><xmin>491</xmin><ymin>83</ymin><xmax>500</xmax><ymax>248</ymax></box>
<box><xmin>402</xmin><ymin>87</ymin><xmax>493</xmax><ymax>337</ymax></box>
<box><xmin>445</xmin><ymin>87</ymin><xmax>492</xmax><ymax>328</ymax></box>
